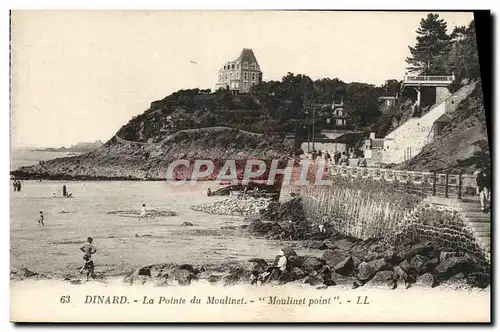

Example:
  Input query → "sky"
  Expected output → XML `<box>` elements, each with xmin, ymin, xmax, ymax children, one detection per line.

<box><xmin>10</xmin><ymin>11</ymin><xmax>474</xmax><ymax>148</ymax></box>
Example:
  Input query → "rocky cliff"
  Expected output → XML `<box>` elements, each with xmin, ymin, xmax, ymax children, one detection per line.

<box><xmin>11</xmin><ymin>128</ymin><xmax>295</xmax><ymax>180</ymax></box>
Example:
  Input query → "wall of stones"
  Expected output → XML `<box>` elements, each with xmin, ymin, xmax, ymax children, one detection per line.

<box><xmin>390</xmin><ymin>204</ymin><xmax>488</xmax><ymax>263</ymax></box>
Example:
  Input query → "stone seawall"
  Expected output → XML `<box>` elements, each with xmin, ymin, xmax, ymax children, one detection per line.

<box><xmin>300</xmin><ymin>180</ymin><xmax>489</xmax><ymax>263</ymax></box>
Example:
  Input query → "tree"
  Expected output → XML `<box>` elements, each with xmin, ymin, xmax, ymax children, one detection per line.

<box><xmin>406</xmin><ymin>13</ymin><xmax>451</xmax><ymax>75</ymax></box>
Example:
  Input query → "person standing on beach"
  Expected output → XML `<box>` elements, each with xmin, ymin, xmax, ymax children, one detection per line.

<box><xmin>37</xmin><ymin>210</ymin><xmax>44</xmax><ymax>226</ymax></box>
<box><xmin>62</xmin><ymin>185</ymin><xmax>67</xmax><ymax>197</ymax></box>
<box><xmin>139</xmin><ymin>204</ymin><xmax>147</xmax><ymax>220</ymax></box>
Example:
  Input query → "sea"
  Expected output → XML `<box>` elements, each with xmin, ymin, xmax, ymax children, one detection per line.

<box><xmin>10</xmin><ymin>149</ymin><xmax>315</xmax><ymax>278</ymax></box>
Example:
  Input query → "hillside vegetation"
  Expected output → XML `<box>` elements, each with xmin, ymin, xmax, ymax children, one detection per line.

<box><xmin>398</xmin><ymin>82</ymin><xmax>489</xmax><ymax>173</ymax></box>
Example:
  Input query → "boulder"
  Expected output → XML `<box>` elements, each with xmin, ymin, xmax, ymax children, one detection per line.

<box><xmin>435</xmin><ymin>256</ymin><xmax>474</xmax><ymax>281</ymax></box>
<box><xmin>410</xmin><ymin>255</ymin><xmax>430</xmax><ymax>274</ymax></box>
<box><xmin>290</xmin><ymin>267</ymin><xmax>306</xmax><ymax>281</ymax></box>
<box><xmin>318</xmin><ymin>239</ymin><xmax>338</xmax><ymax>250</ymax></box>
<box><xmin>181</xmin><ymin>221</ymin><xmax>195</xmax><ymax>227</ymax></box>
<box><xmin>383</xmin><ymin>248</ymin><xmax>403</xmax><ymax>266</ymax></box>
<box><xmin>331</xmin><ymin>273</ymin><xmax>357</xmax><ymax>287</ymax></box>
<box><xmin>173</xmin><ymin>269</ymin><xmax>195</xmax><ymax>286</ymax></box>
<box><xmin>357</xmin><ymin>262</ymin><xmax>377</xmax><ymax>282</ymax></box>
<box><xmin>288</xmin><ymin>256</ymin><xmax>306</xmax><ymax>268</ymax></box>
<box><xmin>177</xmin><ymin>264</ymin><xmax>195</xmax><ymax>273</ymax></box>
<box><xmin>301</xmin><ymin>256</ymin><xmax>326</xmax><ymax>272</ymax></box>
<box><xmin>401</xmin><ymin>242</ymin><xmax>440</xmax><ymax>261</ymax></box>
<box><xmin>440</xmin><ymin>251</ymin><xmax>458</xmax><ymax>262</ymax></box>
<box><xmin>371</xmin><ymin>258</ymin><xmax>392</xmax><ymax>272</ymax></box>
<box><xmin>281</xmin><ymin>247</ymin><xmax>298</xmax><ymax>257</ymax></box>
<box><xmin>365</xmin><ymin>271</ymin><xmax>394</xmax><ymax>287</ymax></box>
<box><xmin>207</xmin><ymin>275</ymin><xmax>221</xmax><ymax>284</ymax></box>
<box><xmin>398</xmin><ymin>260</ymin><xmax>411</xmax><ymax>272</ymax></box>
<box><xmin>322</xmin><ymin>249</ymin><xmax>350</xmax><ymax>268</ymax></box>
<box><xmin>137</xmin><ymin>267</ymin><xmax>151</xmax><ymax>277</ymax></box>
<box><xmin>414</xmin><ymin>273</ymin><xmax>437</xmax><ymax>288</ymax></box>
<box><xmin>303</xmin><ymin>271</ymin><xmax>324</xmax><ymax>286</ymax></box>
<box><xmin>466</xmin><ymin>272</ymin><xmax>490</xmax><ymax>289</ymax></box>
<box><xmin>352</xmin><ymin>256</ymin><xmax>362</xmax><ymax>269</ymax></box>
<box><xmin>223</xmin><ymin>268</ymin><xmax>251</xmax><ymax>286</ymax></box>
<box><xmin>333</xmin><ymin>256</ymin><xmax>355</xmax><ymax>277</ymax></box>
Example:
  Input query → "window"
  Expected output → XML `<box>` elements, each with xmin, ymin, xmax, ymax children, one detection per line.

<box><xmin>232</xmin><ymin>64</ymin><xmax>235</xmax><ymax>69</ymax></box>
<box><xmin>252</xmin><ymin>73</ymin><xmax>255</xmax><ymax>80</ymax></box>
<box><xmin>224</xmin><ymin>74</ymin><xmax>227</xmax><ymax>80</ymax></box>
<box><xmin>244</xmin><ymin>72</ymin><xmax>247</xmax><ymax>79</ymax></box>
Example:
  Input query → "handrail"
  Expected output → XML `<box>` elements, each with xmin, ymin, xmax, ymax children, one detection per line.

<box><xmin>403</xmin><ymin>75</ymin><xmax>454</xmax><ymax>82</ymax></box>
<box><xmin>326</xmin><ymin>164</ymin><xmax>476</xmax><ymax>199</ymax></box>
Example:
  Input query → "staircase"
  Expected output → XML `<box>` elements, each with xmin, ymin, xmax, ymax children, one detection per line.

<box><xmin>425</xmin><ymin>196</ymin><xmax>491</xmax><ymax>262</ymax></box>
<box><xmin>382</xmin><ymin>83</ymin><xmax>477</xmax><ymax>164</ymax></box>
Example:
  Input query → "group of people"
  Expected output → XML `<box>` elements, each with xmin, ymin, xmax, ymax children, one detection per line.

<box><xmin>12</xmin><ymin>180</ymin><xmax>22</xmax><ymax>192</ymax></box>
<box><xmin>305</xmin><ymin>150</ymin><xmax>368</xmax><ymax>168</ymax></box>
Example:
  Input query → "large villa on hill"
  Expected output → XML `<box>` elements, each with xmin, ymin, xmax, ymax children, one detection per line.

<box><xmin>215</xmin><ymin>48</ymin><xmax>263</xmax><ymax>93</ymax></box>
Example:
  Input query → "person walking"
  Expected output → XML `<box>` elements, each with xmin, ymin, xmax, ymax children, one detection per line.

<box><xmin>473</xmin><ymin>164</ymin><xmax>491</xmax><ymax>212</ymax></box>
<box><xmin>37</xmin><ymin>210</ymin><xmax>44</xmax><ymax>226</ymax></box>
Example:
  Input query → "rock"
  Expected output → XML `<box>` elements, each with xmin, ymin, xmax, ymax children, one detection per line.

<box><xmin>383</xmin><ymin>248</ymin><xmax>403</xmax><ymax>266</ymax></box>
<box><xmin>365</xmin><ymin>271</ymin><xmax>394</xmax><ymax>287</ymax></box>
<box><xmin>322</xmin><ymin>249</ymin><xmax>350</xmax><ymax>268</ymax></box>
<box><xmin>223</xmin><ymin>268</ymin><xmax>251</xmax><ymax>286</ymax></box>
<box><xmin>435</xmin><ymin>256</ymin><xmax>475</xmax><ymax>281</ymax></box>
<box><xmin>318</xmin><ymin>239</ymin><xmax>338</xmax><ymax>250</ymax></box>
<box><xmin>357</xmin><ymin>262</ymin><xmax>377</xmax><ymax>282</ymax></box>
<box><xmin>466</xmin><ymin>272</ymin><xmax>490</xmax><ymax>289</ymax></box>
<box><xmin>290</xmin><ymin>267</ymin><xmax>306</xmax><ymax>281</ymax></box>
<box><xmin>281</xmin><ymin>247</ymin><xmax>298</xmax><ymax>257</ymax></box>
<box><xmin>173</xmin><ymin>269</ymin><xmax>195</xmax><ymax>286</ymax></box>
<box><xmin>440</xmin><ymin>251</ymin><xmax>458</xmax><ymax>262</ymax></box>
<box><xmin>331</xmin><ymin>273</ymin><xmax>357</xmax><ymax>287</ymax></box>
<box><xmin>398</xmin><ymin>260</ymin><xmax>411</xmax><ymax>272</ymax></box>
<box><xmin>369</xmin><ymin>258</ymin><xmax>392</xmax><ymax>272</ymax></box>
<box><xmin>352</xmin><ymin>256</ymin><xmax>362</xmax><ymax>269</ymax></box>
<box><xmin>181</xmin><ymin>222</ymin><xmax>195</xmax><ymax>227</ymax></box>
<box><xmin>301</xmin><ymin>256</ymin><xmax>326</xmax><ymax>272</ymax></box>
<box><xmin>288</xmin><ymin>256</ymin><xmax>306</xmax><ymax>268</ymax></box>
<box><xmin>249</xmin><ymin>258</ymin><xmax>268</xmax><ymax>267</ymax></box>
<box><xmin>177</xmin><ymin>264</ymin><xmax>195</xmax><ymax>273</ymax></box>
<box><xmin>410</xmin><ymin>255</ymin><xmax>430</xmax><ymax>274</ymax></box>
<box><xmin>334</xmin><ymin>256</ymin><xmax>355</xmax><ymax>277</ymax></box>
<box><xmin>303</xmin><ymin>271</ymin><xmax>324</xmax><ymax>286</ymax></box>
<box><xmin>207</xmin><ymin>275</ymin><xmax>221</xmax><ymax>284</ymax></box>
<box><xmin>401</xmin><ymin>242</ymin><xmax>440</xmax><ymax>261</ymax></box>
<box><xmin>414</xmin><ymin>273</ymin><xmax>437</xmax><ymax>288</ymax></box>
<box><xmin>137</xmin><ymin>267</ymin><xmax>151</xmax><ymax>277</ymax></box>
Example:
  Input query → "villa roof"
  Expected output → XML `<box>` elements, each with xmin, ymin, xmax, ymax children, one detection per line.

<box><xmin>236</xmin><ymin>48</ymin><xmax>259</xmax><ymax>65</ymax></box>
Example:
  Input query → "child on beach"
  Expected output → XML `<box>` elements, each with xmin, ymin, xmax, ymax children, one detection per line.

<box><xmin>80</xmin><ymin>237</ymin><xmax>97</xmax><ymax>257</ymax></box>
<box><xmin>37</xmin><ymin>210</ymin><xmax>44</xmax><ymax>226</ymax></box>
<box><xmin>139</xmin><ymin>204</ymin><xmax>147</xmax><ymax>220</ymax></box>
<box><xmin>79</xmin><ymin>254</ymin><xmax>95</xmax><ymax>281</ymax></box>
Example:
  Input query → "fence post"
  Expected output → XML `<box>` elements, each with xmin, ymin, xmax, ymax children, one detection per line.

<box><xmin>445</xmin><ymin>173</ymin><xmax>449</xmax><ymax>198</ymax></box>
<box><xmin>458</xmin><ymin>173</ymin><xmax>462</xmax><ymax>200</ymax></box>
<box><xmin>432</xmin><ymin>172</ymin><xmax>437</xmax><ymax>196</ymax></box>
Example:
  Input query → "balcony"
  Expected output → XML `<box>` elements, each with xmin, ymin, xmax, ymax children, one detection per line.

<box><xmin>402</xmin><ymin>75</ymin><xmax>454</xmax><ymax>86</ymax></box>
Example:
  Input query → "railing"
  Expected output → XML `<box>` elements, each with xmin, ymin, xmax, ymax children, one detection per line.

<box><xmin>328</xmin><ymin>165</ymin><xmax>476</xmax><ymax>199</ymax></box>
<box><xmin>403</xmin><ymin>75</ymin><xmax>454</xmax><ymax>83</ymax></box>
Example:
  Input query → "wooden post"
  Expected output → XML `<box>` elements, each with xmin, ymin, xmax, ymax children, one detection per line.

<box><xmin>445</xmin><ymin>173</ymin><xmax>449</xmax><ymax>198</ymax></box>
<box><xmin>458</xmin><ymin>173</ymin><xmax>462</xmax><ymax>200</ymax></box>
<box><xmin>432</xmin><ymin>172</ymin><xmax>437</xmax><ymax>196</ymax></box>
